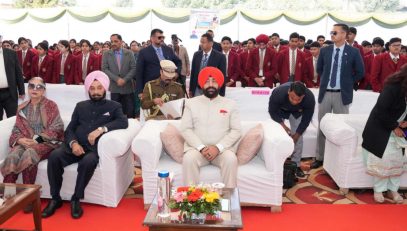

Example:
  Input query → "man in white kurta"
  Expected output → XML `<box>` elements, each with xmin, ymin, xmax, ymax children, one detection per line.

<box><xmin>180</xmin><ymin>66</ymin><xmax>241</xmax><ymax>188</ymax></box>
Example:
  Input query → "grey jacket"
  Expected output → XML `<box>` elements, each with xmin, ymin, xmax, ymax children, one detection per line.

<box><xmin>102</xmin><ymin>48</ymin><xmax>137</xmax><ymax>94</ymax></box>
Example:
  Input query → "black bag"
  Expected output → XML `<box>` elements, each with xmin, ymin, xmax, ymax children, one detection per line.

<box><xmin>283</xmin><ymin>160</ymin><xmax>298</xmax><ymax>189</ymax></box>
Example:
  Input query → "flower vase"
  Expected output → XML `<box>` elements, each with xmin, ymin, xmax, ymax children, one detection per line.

<box><xmin>191</xmin><ymin>212</ymin><xmax>206</xmax><ymax>224</ymax></box>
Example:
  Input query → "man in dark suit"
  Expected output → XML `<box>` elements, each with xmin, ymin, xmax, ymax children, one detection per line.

<box><xmin>0</xmin><ymin>35</ymin><xmax>25</xmax><ymax>120</ymax></box>
<box><xmin>102</xmin><ymin>34</ymin><xmax>137</xmax><ymax>118</ymax></box>
<box><xmin>42</xmin><ymin>71</ymin><xmax>128</xmax><ymax>219</ymax></box>
<box><xmin>198</xmin><ymin>30</ymin><xmax>222</xmax><ymax>52</ymax></box>
<box><xmin>189</xmin><ymin>33</ymin><xmax>226</xmax><ymax>97</ymax></box>
<box><xmin>311</xmin><ymin>23</ymin><xmax>365</xmax><ymax>169</ymax></box>
<box><xmin>135</xmin><ymin>29</ymin><xmax>181</xmax><ymax>97</ymax></box>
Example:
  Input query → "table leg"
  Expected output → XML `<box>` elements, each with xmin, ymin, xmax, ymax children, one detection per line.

<box><xmin>32</xmin><ymin>191</ymin><xmax>42</xmax><ymax>231</ymax></box>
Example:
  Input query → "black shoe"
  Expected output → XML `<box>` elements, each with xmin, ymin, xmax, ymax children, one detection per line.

<box><xmin>296</xmin><ymin>167</ymin><xmax>305</xmax><ymax>178</ymax></box>
<box><xmin>71</xmin><ymin>200</ymin><xmax>83</xmax><ymax>219</ymax></box>
<box><xmin>41</xmin><ymin>199</ymin><xmax>63</xmax><ymax>218</ymax></box>
<box><xmin>23</xmin><ymin>204</ymin><xmax>33</xmax><ymax>213</ymax></box>
<box><xmin>310</xmin><ymin>160</ymin><xmax>323</xmax><ymax>169</ymax></box>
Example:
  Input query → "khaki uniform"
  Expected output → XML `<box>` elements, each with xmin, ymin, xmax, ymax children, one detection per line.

<box><xmin>141</xmin><ymin>78</ymin><xmax>184</xmax><ymax>120</ymax></box>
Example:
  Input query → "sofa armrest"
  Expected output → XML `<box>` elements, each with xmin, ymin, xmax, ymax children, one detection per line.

<box><xmin>260</xmin><ymin>120</ymin><xmax>294</xmax><ymax>173</ymax></box>
<box><xmin>0</xmin><ymin>117</ymin><xmax>16</xmax><ymax>162</ymax></box>
<box><xmin>320</xmin><ymin>113</ymin><xmax>357</xmax><ymax>146</ymax></box>
<box><xmin>98</xmin><ymin>119</ymin><xmax>141</xmax><ymax>160</ymax></box>
<box><xmin>131</xmin><ymin>120</ymin><xmax>164</xmax><ymax>171</ymax></box>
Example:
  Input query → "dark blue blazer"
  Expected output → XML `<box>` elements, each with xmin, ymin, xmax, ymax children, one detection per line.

<box><xmin>317</xmin><ymin>44</ymin><xmax>364</xmax><ymax>105</ymax></box>
<box><xmin>135</xmin><ymin>45</ymin><xmax>181</xmax><ymax>94</ymax></box>
<box><xmin>65</xmin><ymin>99</ymin><xmax>128</xmax><ymax>153</ymax></box>
<box><xmin>189</xmin><ymin>49</ymin><xmax>226</xmax><ymax>96</ymax></box>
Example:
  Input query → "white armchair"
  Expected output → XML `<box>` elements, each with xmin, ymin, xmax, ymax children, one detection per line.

<box><xmin>131</xmin><ymin>119</ymin><xmax>293</xmax><ymax>212</ymax></box>
<box><xmin>320</xmin><ymin>113</ymin><xmax>407</xmax><ymax>194</ymax></box>
<box><xmin>0</xmin><ymin>117</ymin><xmax>141</xmax><ymax>207</ymax></box>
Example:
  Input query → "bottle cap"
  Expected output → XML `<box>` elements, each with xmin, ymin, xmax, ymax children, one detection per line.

<box><xmin>158</xmin><ymin>171</ymin><xmax>169</xmax><ymax>178</ymax></box>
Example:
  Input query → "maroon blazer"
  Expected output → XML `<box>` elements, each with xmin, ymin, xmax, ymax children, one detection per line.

<box><xmin>303</xmin><ymin>56</ymin><xmax>320</xmax><ymax>88</ymax></box>
<box><xmin>358</xmin><ymin>53</ymin><xmax>374</xmax><ymax>89</ymax></box>
<box><xmin>225</xmin><ymin>51</ymin><xmax>240</xmax><ymax>86</ymax></box>
<box><xmin>301</xmin><ymin>48</ymin><xmax>312</xmax><ymax>58</ymax></box>
<box><xmin>239</xmin><ymin>50</ymin><xmax>251</xmax><ymax>86</ymax></box>
<box><xmin>31</xmin><ymin>54</ymin><xmax>54</xmax><ymax>83</ymax></box>
<box><xmin>246</xmin><ymin>47</ymin><xmax>277</xmax><ymax>88</ymax></box>
<box><xmin>52</xmin><ymin>53</ymin><xmax>77</xmax><ymax>84</ymax></box>
<box><xmin>17</xmin><ymin>49</ymin><xmax>35</xmax><ymax>80</ymax></box>
<box><xmin>371</xmin><ymin>53</ymin><xmax>407</xmax><ymax>92</ymax></box>
<box><xmin>352</xmin><ymin>42</ymin><xmax>365</xmax><ymax>58</ymax></box>
<box><xmin>276</xmin><ymin>48</ymin><xmax>306</xmax><ymax>84</ymax></box>
<box><xmin>74</xmin><ymin>53</ymin><xmax>100</xmax><ymax>84</ymax></box>
<box><xmin>269</xmin><ymin>45</ymin><xmax>288</xmax><ymax>54</ymax></box>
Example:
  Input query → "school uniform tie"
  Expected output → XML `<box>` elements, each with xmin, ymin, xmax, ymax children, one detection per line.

<box><xmin>290</xmin><ymin>49</ymin><xmax>296</xmax><ymax>81</ymax></box>
<box><xmin>38</xmin><ymin>56</ymin><xmax>44</xmax><ymax>69</ymax></box>
<box><xmin>82</xmin><ymin>55</ymin><xmax>88</xmax><ymax>80</ymax></box>
<box><xmin>22</xmin><ymin>50</ymin><xmax>26</xmax><ymax>63</ymax></box>
<box><xmin>259</xmin><ymin>49</ymin><xmax>265</xmax><ymax>76</ymax></box>
<box><xmin>61</xmin><ymin>54</ymin><xmax>67</xmax><ymax>75</ymax></box>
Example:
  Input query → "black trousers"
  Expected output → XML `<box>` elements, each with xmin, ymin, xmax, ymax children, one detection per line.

<box><xmin>0</xmin><ymin>88</ymin><xmax>17</xmax><ymax>121</ymax></box>
<box><xmin>111</xmin><ymin>92</ymin><xmax>135</xmax><ymax>118</ymax></box>
<box><xmin>47</xmin><ymin>145</ymin><xmax>99</xmax><ymax>201</ymax></box>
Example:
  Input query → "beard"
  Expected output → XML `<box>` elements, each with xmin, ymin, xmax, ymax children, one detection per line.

<box><xmin>203</xmin><ymin>87</ymin><xmax>219</xmax><ymax>99</ymax></box>
<box><xmin>89</xmin><ymin>92</ymin><xmax>106</xmax><ymax>102</ymax></box>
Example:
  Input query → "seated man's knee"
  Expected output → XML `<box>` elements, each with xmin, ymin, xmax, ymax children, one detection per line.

<box><xmin>182</xmin><ymin>151</ymin><xmax>199</xmax><ymax>165</ymax></box>
<box><xmin>47</xmin><ymin>147</ymin><xmax>64</xmax><ymax>163</ymax></box>
<box><xmin>223</xmin><ymin>151</ymin><xmax>238</xmax><ymax>166</ymax></box>
<box><xmin>79</xmin><ymin>153</ymin><xmax>99</xmax><ymax>168</ymax></box>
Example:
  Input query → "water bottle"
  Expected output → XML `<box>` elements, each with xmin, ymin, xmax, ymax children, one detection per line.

<box><xmin>157</xmin><ymin>171</ymin><xmax>170</xmax><ymax>218</ymax></box>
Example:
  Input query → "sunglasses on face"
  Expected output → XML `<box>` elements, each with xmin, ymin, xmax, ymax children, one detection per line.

<box><xmin>157</xmin><ymin>36</ymin><xmax>165</xmax><ymax>40</ymax></box>
<box><xmin>330</xmin><ymin>31</ymin><xmax>338</xmax><ymax>36</ymax></box>
<box><xmin>28</xmin><ymin>83</ymin><xmax>46</xmax><ymax>90</ymax></box>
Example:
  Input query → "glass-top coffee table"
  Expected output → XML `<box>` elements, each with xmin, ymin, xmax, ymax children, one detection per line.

<box><xmin>143</xmin><ymin>187</ymin><xmax>243</xmax><ymax>231</ymax></box>
<box><xmin>0</xmin><ymin>183</ymin><xmax>42</xmax><ymax>231</ymax></box>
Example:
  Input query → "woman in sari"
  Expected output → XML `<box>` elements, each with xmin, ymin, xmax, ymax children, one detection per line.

<box><xmin>1</xmin><ymin>77</ymin><xmax>64</xmax><ymax>188</ymax></box>
<box><xmin>362</xmin><ymin>66</ymin><xmax>407</xmax><ymax>203</ymax></box>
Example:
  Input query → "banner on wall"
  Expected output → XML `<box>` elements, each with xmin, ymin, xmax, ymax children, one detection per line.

<box><xmin>189</xmin><ymin>9</ymin><xmax>220</xmax><ymax>40</ymax></box>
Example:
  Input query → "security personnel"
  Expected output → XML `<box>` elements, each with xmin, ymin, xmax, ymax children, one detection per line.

<box><xmin>141</xmin><ymin>60</ymin><xmax>185</xmax><ymax>120</ymax></box>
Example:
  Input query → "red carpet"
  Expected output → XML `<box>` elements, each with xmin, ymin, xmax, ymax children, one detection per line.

<box><xmin>1</xmin><ymin>198</ymin><xmax>407</xmax><ymax>231</ymax></box>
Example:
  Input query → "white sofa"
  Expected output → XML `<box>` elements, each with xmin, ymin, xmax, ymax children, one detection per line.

<box><xmin>0</xmin><ymin>116</ymin><xmax>141</xmax><ymax>207</ymax></box>
<box><xmin>131</xmin><ymin>119</ymin><xmax>294</xmax><ymax>212</ymax></box>
<box><xmin>320</xmin><ymin>113</ymin><xmax>407</xmax><ymax>194</ymax></box>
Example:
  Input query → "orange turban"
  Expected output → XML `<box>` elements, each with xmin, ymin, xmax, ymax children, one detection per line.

<box><xmin>198</xmin><ymin>67</ymin><xmax>224</xmax><ymax>89</ymax></box>
<box><xmin>256</xmin><ymin>34</ymin><xmax>269</xmax><ymax>44</ymax></box>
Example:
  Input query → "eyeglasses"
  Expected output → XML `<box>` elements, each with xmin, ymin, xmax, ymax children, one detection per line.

<box><xmin>330</xmin><ymin>31</ymin><xmax>338</xmax><ymax>36</ymax></box>
<box><xmin>157</xmin><ymin>36</ymin><xmax>165</xmax><ymax>40</ymax></box>
<box><xmin>28</xmin><ymin>83</ymin><xmax>46</xmax><ymax>90</ymax></box>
